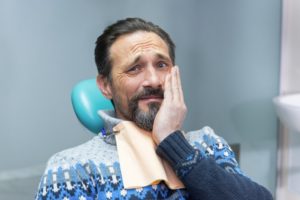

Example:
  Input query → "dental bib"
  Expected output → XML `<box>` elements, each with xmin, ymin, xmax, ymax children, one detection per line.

<box><xmin>113</xmin><ymin>121</ymin><xmax>184</xmax><ymax>189</ymax></box>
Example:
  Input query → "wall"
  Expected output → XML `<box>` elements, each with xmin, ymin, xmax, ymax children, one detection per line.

<box><xmin>0</xmin><ymin>0</ymin><xmax>281</xmax><ymax>199</ymax></box>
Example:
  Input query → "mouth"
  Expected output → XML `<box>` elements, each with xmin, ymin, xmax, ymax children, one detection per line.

<box><xmin>139</xmin><ymin>95</ymin><xmax>163</xmax><ymax>103</ymax></box>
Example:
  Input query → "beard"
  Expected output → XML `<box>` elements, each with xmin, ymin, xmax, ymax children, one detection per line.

<box><xmin>113</xmin><ymin>87</ymin><xmax>164</xmax><ymax>132</ymax></box>
<box><xmin>128</xmin><ymin>88</ymin><xmax>163</xmax><ymax>131</ymax></box>
<box><xmin>129</xmin><ymin>101</ymin><xmax>161</xmax><ymax>132</ymax></box>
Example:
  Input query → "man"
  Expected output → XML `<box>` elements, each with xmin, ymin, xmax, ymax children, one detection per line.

<box><xmin>36</xmin><ymin>18</ymin><xmax>273</xmax><ymax>200</ymax></box>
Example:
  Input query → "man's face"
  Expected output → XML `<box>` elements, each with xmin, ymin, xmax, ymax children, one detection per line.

<box><xmin>104</xmin><ymin>31</ymin><xmax>173</xmax><ymax>131</ymax></box>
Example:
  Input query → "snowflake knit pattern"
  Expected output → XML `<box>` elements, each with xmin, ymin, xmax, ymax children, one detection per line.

<box><xmin>35</xmin><ymin>126</ymin><xmax>241</xmax><ymax>200</ymax></box>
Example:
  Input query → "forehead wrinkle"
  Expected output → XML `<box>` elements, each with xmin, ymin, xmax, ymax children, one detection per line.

<box><xmin>110</xmin><ymin>32</ymin><xmax>170</xmax><ymax>70</ymax></box>
<box><xmin>129</xmin><ymin>40</ymin><xmax>161</xmax><ymax>54</ymax></box>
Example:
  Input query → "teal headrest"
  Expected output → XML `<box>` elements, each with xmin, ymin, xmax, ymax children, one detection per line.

<box><xmin>71</xmin><ymin>79</ymin><xmax>114</xmax><ymax>134</ymax></box>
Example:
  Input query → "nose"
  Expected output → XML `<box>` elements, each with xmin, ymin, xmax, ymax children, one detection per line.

<box><xmin>142</xmin><ymin>66</ymin><xmax>162</xmax><ymax>88</ymax></box>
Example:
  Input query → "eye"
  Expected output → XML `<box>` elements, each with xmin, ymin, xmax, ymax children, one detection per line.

<box><xmin>157</xmin><ymin>61</ymin><xmax>168</xmax><ymax>68</ymax></box>
<box><xmin>127</xmin><ymin>65</ymin><xmax>141</xmax><ymax>74</ymax></box>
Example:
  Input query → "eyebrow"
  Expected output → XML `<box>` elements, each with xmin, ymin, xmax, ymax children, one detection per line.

<box><xmin>130</xmin><ymin>55</ymin><xmax>142</xmax><ymax>66</ymax></box>
<box><xmin>127</xmin><ymin>53</ymin><xmax>171</xmax><ymax>67</ymax></box>
<box><xmin>156</xmin><ymin>53</ymin><xmax>170</xmax><ymax>61</ymax></box>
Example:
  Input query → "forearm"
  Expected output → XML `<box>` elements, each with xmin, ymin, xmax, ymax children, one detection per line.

<box><xmin>156</xmin><ymin>131</ymin><xmax>273</xmax><ymax>200</ymax></box>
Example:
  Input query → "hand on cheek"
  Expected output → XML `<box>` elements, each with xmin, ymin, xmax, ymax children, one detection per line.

<box><xmin>152</xmin><ymin>66</ymin><xmax>187</xmax><ymax>144</ymax></box>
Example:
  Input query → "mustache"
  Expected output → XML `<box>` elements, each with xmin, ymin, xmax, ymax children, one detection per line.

<box><xmin>130</xmin><ymin>88</ymin><xmax>164</xmax><ymax>103</ymax></box>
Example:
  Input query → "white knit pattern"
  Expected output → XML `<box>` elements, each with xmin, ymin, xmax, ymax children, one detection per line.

<box><xmin>45</xmin><ymin>135</ymin><xmax>118</xmax><ymax>173</ymax></box>
<box><xmin>185</xmin><ymin>126</ymin><xmax>215</xmax><ymax>144</ymax></box>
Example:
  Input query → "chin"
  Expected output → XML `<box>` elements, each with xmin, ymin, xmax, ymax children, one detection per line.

<box><xmin>139</xmin><ymin>102</ymin><xmax>161</xmax><ymax>112</ymax></box>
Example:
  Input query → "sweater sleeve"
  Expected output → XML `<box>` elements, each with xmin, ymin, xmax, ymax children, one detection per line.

<box><xmin>156</xmin><ymin>130</ymin><xmax>273</xmax><ymax>200</ymax></box>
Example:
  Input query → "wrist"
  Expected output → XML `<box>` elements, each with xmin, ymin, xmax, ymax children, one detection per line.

<box><xmin>153</xmin><ymin>129</ymin><xmax>182</xmax><ymax>144</ymax></box>
<box><xmin>152</xmin><ymin>132</ymin><xmax>169</xmax><ymax>144</ymax></box>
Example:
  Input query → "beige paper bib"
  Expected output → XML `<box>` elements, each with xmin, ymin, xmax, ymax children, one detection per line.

<box><xmin>113</xmin><ymin>121</ymin><xmax>185</xmax><ymax>190</ymax></box>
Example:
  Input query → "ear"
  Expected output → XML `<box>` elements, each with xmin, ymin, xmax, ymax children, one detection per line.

<box><xmin>96</xmin><ymin>75</ymin><xmax>113</xmax><ymax>99</ymax></box>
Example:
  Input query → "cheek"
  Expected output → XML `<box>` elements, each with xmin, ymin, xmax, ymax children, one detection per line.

<box><xmin>114</xmin><ymin>77</ymin><xmax>141</xmax><ymax>101</ymax></box>
<box><xmin>159</xmin><ymin>70</ymin><xmax>170</xmax><ymax>86</ymax></box>
<box><xmin>125</xmin><ymin>81</ymin><xmax>142</xmax><ymax>99</ymax></box>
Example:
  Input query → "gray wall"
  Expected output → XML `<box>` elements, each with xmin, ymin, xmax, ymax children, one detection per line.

<box><xmin>0</xmin><ymin>0</ymin><xmax>281</xmax><ymax>199</ymax></box>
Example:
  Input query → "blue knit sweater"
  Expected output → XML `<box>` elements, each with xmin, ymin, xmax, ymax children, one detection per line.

<box><xmin>35</xmin><ymin>111</ymin><xmax>272</xmax><ymax>200</ymax></box>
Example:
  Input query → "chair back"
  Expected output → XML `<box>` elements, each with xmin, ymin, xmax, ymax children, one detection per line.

<box><xmin>71</xmin><ymin>78</ymin><xmax>114</xmax><ymax>134</ymax></box>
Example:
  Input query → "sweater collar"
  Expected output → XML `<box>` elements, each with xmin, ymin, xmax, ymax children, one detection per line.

<box><xmin>97</xmin><ymin>110</ymin><xmax>122</xmax><ymax>145</ymax></box>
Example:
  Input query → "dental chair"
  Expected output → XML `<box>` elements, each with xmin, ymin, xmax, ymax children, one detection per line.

<box><xmin>71</xmin><ymin>78</ymin><xmax>114</xmax><ymax>134</ymax></box>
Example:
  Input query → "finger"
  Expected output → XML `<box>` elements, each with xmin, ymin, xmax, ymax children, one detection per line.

<box><xmin>171</xmin><ymin>66</ymin><xmax>178</xmax><ymax>101</ymax></box>
<box><xmin>164</xmin><ymin>73</ymin><xmax>172</xmax><ymax>100</ymax></box>
<box><xmin>175</xmin><ymin>66</ymin><xmax>185</xmax><ymax>102</ymax></box>
<box><xmin>172</xmin><ymin>66</ymin><xmax>182</xmax><ymax>102</ymax></box>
